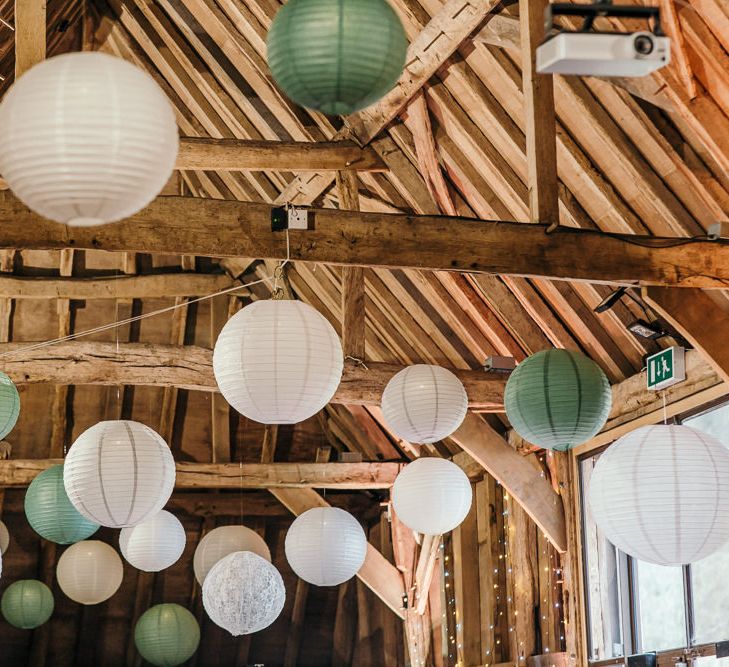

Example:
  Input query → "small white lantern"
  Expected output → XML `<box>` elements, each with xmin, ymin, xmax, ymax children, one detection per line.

<box><xmin>202</xmin><ymin>551</ymin><xmax>286</xmax><ymax>636</ymax></box>
<box><xmin>56</xmin><ymin>540</ymin><xmax>123</xmax><ymax>605</ymax></box>
<box><xmin>392</xmin><ymin>457</ymin><xmax>472</xmax><ymax>535</ymax></box>
<box><xmin>193</xmin><ymin>525</ymin><xmax>271</xmax><ymax>585</ymax></box>
<box><xmin>0</xmin><ymin>52</ymin><xmax>178</xmax><ymax>227</ymax></box>
<box><xmin>64</xmin><ymin>420</ymin><xmax>175</xmax><ymax>528</ymax></box>
<box><xmin>285</xmin><ymin>507</ymin><xmax>366</xmax><ymax>586</ymax></box>
<box><xmin>119</xmin><ymin>510</ymin><xmax>186</xmax><ymax>572</ymax></box>
<box><xmin>0</xmin><ymin>519</ymin><xmax>9</xmax><ymax>555</ymax></box>
<box><xmin>213</xmin><ymin>300</ymin><xmax>343</xmax><ymax>424</ymax></box>
<box><xmin>589</xmin><ymin>424</ymin><xmax>729</xmax><ymax>566</ymax></box>
<box><xmin>381</xmin><ymin>365</ymin><xmax>468</xmax><ymax>443</ymax></box>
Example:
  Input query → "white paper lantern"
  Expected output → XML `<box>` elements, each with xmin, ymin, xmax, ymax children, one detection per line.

<box><xmin>392</xmin><ymin>457</ymin><xmax>472</xmax><ymax>535</ymax></box>
<box><xmin>57</xmin><ymin>540</ymin><xmax>123</xmax><ymax>605</ymax></box>
<box><xmin>0</xmin><ymin>52</ymin><xmax>178</xmax><ymax>227</ymax></box>
<box><xmin>381</xmin><ymin>364</ymin><xmax>468</xmax><ymax>444</ymax></box>
<box><xmin>119</xmin><ymin>510</ymin><xmax>186</xmax><ymax>572</ymax></box>
<box><xmin>64</xmin><ymin>420</ymin><xmax>175</xmax><ymax>528</ymax></box>
<box><xmin>285</xmin><ymin>507</ymin><xmax>366</xmax><ymax>586</ymax></box>
<box><xmin>193</xmin><ymin>525</ymin><xmax>271</xmax><ymax>585</ymax></box>
<box><xmin>0</xmin><ymin>520</ymin><xmax>9</xmax><ymax>555</ymax></box>
<box><xmin>213</xmin><ymin>300</ymin><xmax>343</xmax><ymax>424</ymax></box>
<box><xmin>589</xmin><ymin>424</ymin><xmax>729</xmax><ymax>566</ymax></box>
<box><xmin>202</xmin><ymin>551</ymin><xmax>286</xmax><ymax>636</ymax></box>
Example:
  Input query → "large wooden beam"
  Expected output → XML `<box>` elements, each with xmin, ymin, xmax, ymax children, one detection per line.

<box><xmin>14</xmin><ymin>0</ymin><xmax>46</xmax><ymax>79</ymax></box>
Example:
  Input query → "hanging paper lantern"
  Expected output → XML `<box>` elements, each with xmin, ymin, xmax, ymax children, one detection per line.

<box><xmin>381</xmin><ymin>364</ymin><xmax>468</xmax><ymax>444</ymax></box>
<box><xmin>202</xmin><ymin>551</ymin><xmax>286</xmax><ymax>636</ymax></box>
<box><xmin>0</xmin><ymin>52</ymin><xmax>178</xmax><ymax>227</ymax></box>
<box><xmin>120</xmin><ymin>510</ymin><xmax>186</xmax><ymax>573</ymax></box>
<box><xmin>25</xmin><ymin>464</ymin><xmax>99</xmax><ymax>545</ymax></box>
<box><xmin>64</xmin><ymin>420</ymin><xmax>175</xmax><ymax>528</ymax></box>
<box><xmin>193</xmin><ymin>525</ymin><xmax>271</xmax><ymax>585</ymax></box>
<box><xmin>134</xmin><ymin>603</ymin><xmax>200</xmax><ymax>667</ymax></box>
<box><xmin>504</xmin><ymin>348</ymin><xmax>611</xmax><ymax>451</ymax></box>
<box><xmin>285</xmin><ymin>507</ymin><xmax>366</xmax><ymax>586</ymax></box>
<box><xmin>0</xmin><ymin>519</ymin><xmax>9</xmax><ymax>555</ymax></box>
<box><xmin>213</xmin><ymin>300</ymin><xmax>343</xmax><ymax>424</ymax></box>
<box><xmin>589</xmin><ymin>424</ymin><xmax>729</xmax><ymax>566</ymax></box>
<box><xmin>267</xmin><ymin>0</ymin><xmax>408</xmax><ymax>116</ymax></box>
<box><xmin>0</xmin><ymin>372</ymin><xmax>19</xmax><ymax>440</ymax></box>
<box><xmin>56</xmin><ymin>540</ymin><xmax>123</xmax><ymax>605</ymax></box>
<box><xmin>392</xmin><ymin>457</ymin><xmax>472</xmax><ymax>535</ymax></box>
<box><xmin>1</xmin><ymin>580</ymin><xmax>54</xmax><ymax>629</ymax></box>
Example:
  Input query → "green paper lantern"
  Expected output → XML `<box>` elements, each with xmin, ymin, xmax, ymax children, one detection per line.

<box><xmin>504</xmin><ymin>349</ymin><xmax>612</xmax><ymax>451</ymax></box>
<box><xmin>1</xmin><ymin>580</ymin><xmax>54</xmax><ymax>629</ymax></box>
<box><xmin>135</xmin><ymin>603</ymin><xmax>200</xmax><ymax>667</ymax></box>
<box><xmin>0</xmin><ymin>371</ymin><xmax>20</xmax><ymax>440</ymax></box>
<box><xmin>267</xmin><ymin>0</ymin><xmax>408</xmax><ymax>115</ymax></box>
<box><xmin>25</xmin><ymin>464</ymin><xmax>99</xmax><ymax>544</ymax></box>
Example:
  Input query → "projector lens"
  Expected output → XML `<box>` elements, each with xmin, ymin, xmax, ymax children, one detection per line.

<box><xmin>634</xmin><ymin>34</ymin><xmax>654</xmax><ymax>55</ymax></box>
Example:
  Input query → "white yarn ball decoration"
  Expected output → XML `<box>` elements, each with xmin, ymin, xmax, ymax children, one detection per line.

<box><xmin>57</xmin><ymin>540</ymin><xmax>123</xmax><ymax>605</ymax></box>
<box><xmin>202</xmin><ymin>551</ymin><xmax>286</xmax><ymax>636</ymax></box>
<box><xmin>213</xmin><ymin>300</ymin><xmax>343</xmax><ymax>424</ymax></box>
<box><xmin>589</xmin><ymin>424</ymin><xmax>729</xmax><ymax>566</ymax></box>
<box><xmin>381</xmin><ymin>364</ymin><xmax>468</xmax><ymax>444</ymax></box>
<box><xmin>0</xmin><ymin>519</ymin><xmax>9</xmax><ymax>555</ymax></box>
<box><xmin>193</xmin><ymin>525</ymin><xmax>271</xmax><ymax>585</ymax></box>
<box><xmin>0</xmin><ymin>52</ymin><xmax>178</xmax><ymax>227</ymax></box>
<box><xmin>392</xmin><ymin>457</ymin><xmax>472</xmax><ymax>535</ymax></box>
<box><xmin>119</xmin><ymin>510</ymin><xmax>186</xmax><ymax>572</ymax></box>
<box><xmin>64</xmin><ymin>420</ymin><xmax>175</xmax><ymax>528</ymax></box>
<box><xmin>285</xmin><ymin>507</ymin><xmax>366</xmax><ymax>586</ymax></box>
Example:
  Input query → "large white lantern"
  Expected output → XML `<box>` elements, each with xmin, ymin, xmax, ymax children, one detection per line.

<box><xmin>213</xmin><ymin>300</ymin><xmax>343</xmax><ymax>424</ymax></box>
<box><xmin>202</xmin><ymin>551</ymin><xmax>286</xmax><ymax>635</ymax></box>
<box><xmin>0</xmin><ymin>52</ymin><xmax>178</xmax><ymax>227</ymax></box>
<box><xmin>381</xmin><ymin>365</ymin><xmax>468</xmax><ymax>443</ymax></box>
<box><xmin>392</xmin><ymin>457</ymin><xmax>472</xmax><ymax>535</ymax></box>
<box><xmin>119</xmin><ymin>510</ymin><xmax>186</xmax><ymax>572</ymax></box>
<box><xmin>64</xmin><ymin>420</ymin><xmax>175</xmax><ymax>528</ymax></box>
<box><xmin>285</xmin><ymin>507</ymin><xmax>366</xmax><ymax>586</ymax></box>
<box><xmin>0</xmin><ymin>519</ymin><xmax>9</xmax><ymax>555</ymax></box>
<box><xmin>193</xmin><ymin>525</ymin><xmax>271</xmax><ymax>585</ymax></box>
<box><xmin>589</xmin><ymin>424</ymin><xmax>729</xmax><ymax>566</ymax></box>
<box><xmin>57</xmin><ymin>540</ymin><xmax>123</xmax><ymax>605</ymax></box>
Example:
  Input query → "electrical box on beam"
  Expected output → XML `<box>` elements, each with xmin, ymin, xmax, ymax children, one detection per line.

<box><xmin>646</xmin><ymin>346</ymin><xmax>685</xmax><ymax>391</ymax></box>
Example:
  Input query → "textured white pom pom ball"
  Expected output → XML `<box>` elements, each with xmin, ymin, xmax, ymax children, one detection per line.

<box><xmin>285</xmin><ymin>507</ymin><xmax>366</xmax><ymax>586</ymax></box>
<box><xmin>381</xmin><ymin>365</ymin><xmax>468</xmax><ymax>444</ymax></box>
<box><xmin>56</xmin><ymin>540</ymin><xmax>123</xmax><ymax>605</ymax></box>
<box><xmin>193</xmin><ymin>525</ymin><xmax>271</xmax><ymax>585</ymax></box>
<box><xmin>588</xmin><ymin>424</ymin><xmax>729</xmax><ymax>566</ymax></box>
<box><xmin>119</xmin><ymin>510</ymin><xmax>186</xmax><ymax>572</ymax></box>
<box><xmin>64</xmin><ymin>420</ymin><xmax>175</xmax><ymax>528</ymax></box>
<box><xmin>0</xmin><ymin>52</ymin><xmax>178</xmax><ymax>227</ymax></box>
<box><xmin>213</xmin><ymin>300</ymin><xmax>343</xmax><ymax>424</ymax></box>
<box><xmin>202</xmin><ymin>551</ymin><xmax>286</xmax><ymax>636</ymax></box>
<box><xmin>392</xmin><ymin>457</ymin><xmax>472</xmax><ymax>535</ymax></box>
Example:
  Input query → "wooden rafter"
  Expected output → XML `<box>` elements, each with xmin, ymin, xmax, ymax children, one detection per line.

<box><xmin>14</xmin><ymin>0</ymin><xmax>46</xmax><ymax>79</ymax></box>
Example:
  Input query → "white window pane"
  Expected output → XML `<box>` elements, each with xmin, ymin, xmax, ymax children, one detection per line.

<box><xmin>684</xmin><ymin>402</ymin><xmax>729</xmax><ymax>442</ymax></box>
<box><xmin>691</xmin><ymin>538</ymin><xmax>729</xmax><ymax>645</ymax></box>
<box><xmin>634</xmin><ymin>560</ymin><xmax>686</xmax><ymax>652</ymax></box>
<box><xmin>696</xmin><ymin>657</ymin><xmax>729</xmax><ymax>666</ymax></box>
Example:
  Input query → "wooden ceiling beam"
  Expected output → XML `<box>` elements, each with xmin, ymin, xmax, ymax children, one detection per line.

<box><xmin>14</xmin><ymin>0</ymin><xmax>46</xmax><ymax>79</ymax></box>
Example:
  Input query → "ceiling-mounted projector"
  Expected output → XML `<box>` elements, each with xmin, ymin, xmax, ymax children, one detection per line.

<box><xmin>536</xmin><ymin>2</ymin><xmax>671</xmax><ymax>77</ymax></box>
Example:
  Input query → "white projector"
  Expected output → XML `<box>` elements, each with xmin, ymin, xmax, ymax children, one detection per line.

<box><xmin>537</xmin><ymin>31</ymin><xmax>671</xmax><ymax>77</ymax></box>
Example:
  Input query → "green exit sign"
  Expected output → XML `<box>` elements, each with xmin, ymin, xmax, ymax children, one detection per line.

<box><xmin>646</xmin><ymin>346</ymin><xmax>686</xmax><ymax>391</ymax></box>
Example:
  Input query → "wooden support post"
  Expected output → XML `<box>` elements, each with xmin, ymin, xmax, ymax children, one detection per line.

<box><xmin>14</xmin><ymin>0</ymin><xmax>46</xmax><ymax>79</ymax></box>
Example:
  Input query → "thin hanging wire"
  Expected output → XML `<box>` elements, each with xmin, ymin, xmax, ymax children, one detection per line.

<box><xmin>662</xmin><ymin>390</ymin><xmax>668</xmax><ymax>425</ymax></box>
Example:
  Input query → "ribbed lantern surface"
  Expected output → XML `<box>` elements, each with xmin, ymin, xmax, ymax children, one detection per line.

<box><xmin>392</xmin><ymin>457</ymin><xmax>472</xmax><ymax>535</ymax></box>
<box><xmin>64</xmin><ymin>420</ymin><xmax>175</xmax><ymax>528</ymax></box>
<box><xmin>267</xmin><ymin>0</ymin><xmax>408</xmax><ymax>115</ymax></box>
<box><xmin>381</xmin><ymin>364</ymin><xmax>468</xmax><ymax>444</ymax></box>
<box><xmin>588</xmin><ymin>424</ymin><xmax>729</xmax><ymax>566</ymax></box>
<box><xmin>25</xmin><ymin>464</ymin><xmax>99</xmax><ymax>544</ymax></box>
<box><xmin>134</xmin><ymin>603</ymin><xmax>200</xmax><ymax>667</ymax></box>
<box><xmin>193</xmin><ymin>525</ymin><xmax>271</xmax><ymax>585</ymax></box>
<box><xmin>0</xmin><ymin>519</ymin><xmax>9</xmax><ymax>554</ymax></box>
<box><xmin>120</xmin><ymin>510</ymin><xmax>186</xmax><ymax>572</ymax></box>
<box><xmin>213</xmin><ymin>300</ymin><xmax>343</xmax><ymax>424</ymax></box>
<box><xmin>0</xmin><ymin>371</ymin><xmax>20</xmax><ymax>440</ymax></box>
<box><xmin>504</xmin><ymin>348</ymin><xmax>611</xmax><ymax>451</ymax></box>
<box><xmin>285</xmin><ymin>507</ymin><xmax>366</xmax><ymax>586</ymax></box>
<box><xmin>56</xmin><ymin>540</ymin><xmax>123</xmax><ymax>605</ymax></box>
<box><xmin>0</xmin><ymin>52</ymin><xmax>178</xmax><ymax>226</ymax></box>
<box><xmin>1</xmin><ymin>580</ymin><xmax>54</xmax><ymax>629</ymax></box>
<box><xmin>202</xmin><ymin>551</ymin><xmax>286</xmax><ymax>636</ymax></box>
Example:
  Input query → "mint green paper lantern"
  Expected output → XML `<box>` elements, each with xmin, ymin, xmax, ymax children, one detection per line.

<box><xmin>0</xmin><ymin>372</ymin><xmax>19</xmax><ymax>440</ymax></box>
<box><xmin>1</xmin><ymin>580</ymin><xmax>54</xmax><ymax>629</ymax></box>
<box><xmin>25</xmin><ymin>464</ymin><xmax>99</xmax><ymax>544</ymax></box>
<box><xmin>267</xmin><ymin>0</ymin><xmax>408</xmax><ymax>115</ymax></box>
<box><xmin>504</xmin><ymin>349</ymin><xmax>612</xmax><ymax>451</ymax></box>
<box><xmin>135</xmin><ymin>603</ymin><xmax>200</xmax><ymax>667</ymax></box>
